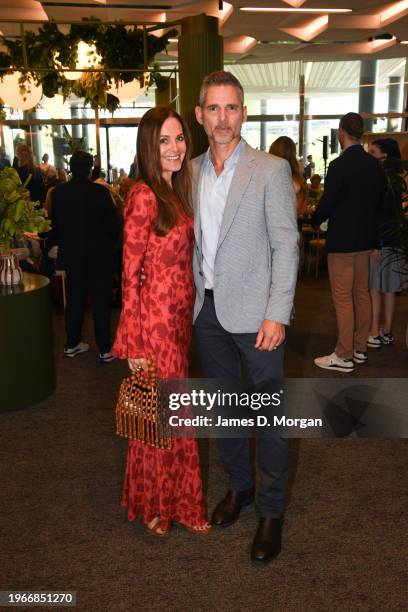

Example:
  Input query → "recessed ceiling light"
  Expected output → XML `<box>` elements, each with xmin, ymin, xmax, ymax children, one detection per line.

<box><xmin>240</xmin><ymin>7</ymin><xmax>352</xmax><ymax>13</ymax></box>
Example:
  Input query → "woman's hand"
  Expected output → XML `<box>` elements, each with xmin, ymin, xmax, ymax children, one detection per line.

<box><xmin>128</xmin><ymin>357</ymin><xmax>149</xmax><ymax>372</ymax></box>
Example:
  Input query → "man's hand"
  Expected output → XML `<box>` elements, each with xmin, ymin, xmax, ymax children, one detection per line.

<box><xmin>255</xmin><ymin>320</ymin><xmax>285</xmax><ymax>351</ymax></box>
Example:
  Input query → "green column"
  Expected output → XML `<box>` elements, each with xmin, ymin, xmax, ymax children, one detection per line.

<box><xmin>179</xmin><ymin>14</ymin><xmax>223</xmax><ymax>157</ymax></box>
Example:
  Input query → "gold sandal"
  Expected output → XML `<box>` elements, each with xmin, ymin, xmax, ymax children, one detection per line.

<box><xmin>184</xmin><ymin>522</ymin><xmax>212</xmax><ymax>535</ymax></box>
<box><xmin>146</xmin><ymin>517</ymin><xmax>170</xmax><ymax>538</ymax></box>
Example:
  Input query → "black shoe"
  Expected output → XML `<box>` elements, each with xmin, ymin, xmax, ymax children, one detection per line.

<box><xmin>251</xmin><ymin>517</ymin><xmax>283</xmax><ymax>565</ymax></box>
<box><xmin>211</xmin><ymin>488</ymin><xmax>254</xmax><ymax>527</ymax></box>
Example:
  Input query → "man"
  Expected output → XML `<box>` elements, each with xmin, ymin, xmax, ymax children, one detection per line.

<box><xmin>49</xmin><ymin>151</ymin><xmax>120</xmax><ymax>363</ymax></box>
<box><xmin>0</xmin><ymin>145</ymin><xmax>11</xmax><ymax>170</ymax></box>
<box><xmin>303</xmin><ymin>154</ymin><xmax>315</xmax><ymax>181</ymax></box>
<box><xmin>192</xmin><ymin>71</ymin><xmax>299</xmax><ymax>564</ymax></box>
<box><xmin>312</xmin><ymin>113</ymin><xmax>385</xmax><ymax>373</ymax></box>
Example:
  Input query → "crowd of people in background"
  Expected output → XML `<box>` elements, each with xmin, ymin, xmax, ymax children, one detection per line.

<box><xmin>1</xmin><ymin>113</ymin><xmax>407</xmax><ymax>369</ymax></box>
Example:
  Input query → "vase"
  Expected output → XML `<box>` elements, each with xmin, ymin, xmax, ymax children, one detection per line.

<box><xmin>0</xmin><ymin>252</ymin><xmax>24</xmax><ymax>287</ymax></box>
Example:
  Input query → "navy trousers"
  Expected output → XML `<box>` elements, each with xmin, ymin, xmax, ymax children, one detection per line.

<box><xmin>194</xmin><ymin>293</ymin><xmax>289</xmax><ymax>517</ymax></box>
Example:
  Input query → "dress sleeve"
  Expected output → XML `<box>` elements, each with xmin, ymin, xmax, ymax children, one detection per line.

<box><xmin>112</xmin><ymin>184</ymin><xmax>156</xmax><ymax>359</ymax></box>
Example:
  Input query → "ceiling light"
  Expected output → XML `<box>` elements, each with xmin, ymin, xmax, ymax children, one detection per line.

<box><xmin>240</xmin><ymin>7</ymin><xmax>352</xmax><ymax>13</ymax></box>
<box><xmin>401</xmin><ymin>40</ymin><xmax>408</xmax><ymax>44</ymax></box>
<box><xmin>372</xmin><ymin>35</ymin><xmax>396</xmax><ymax>49</ymax></box>
<box><xmin>0</xmin><ymin>72</ymin><xmax>43</xmax><ymax>111</ymax></box>
<box><xmin>168</xmin><ymin>38</ymin><xmax>178</xmax><ymax>43</ymax></box>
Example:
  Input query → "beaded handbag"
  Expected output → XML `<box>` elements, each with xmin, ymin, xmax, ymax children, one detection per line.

<box><xmin>115</xmin><ymin>360</ymin><xmax>172</xmax><ymax>449</ymax></box>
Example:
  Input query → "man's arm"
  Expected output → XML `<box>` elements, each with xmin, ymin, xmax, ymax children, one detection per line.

<box><xmin>256</xmin><ymin>159</ymin><xmax>298</xmax><ymax>350</ymax></box>
<box><xmin>311</xmin><ymin>159</ymin><xmax>340</xmax><ymax>226</ymax></box>
<box><xmin>260</xmin><ymin>159</ymin><xmax>299</xmax><ymax>349</ymax></box>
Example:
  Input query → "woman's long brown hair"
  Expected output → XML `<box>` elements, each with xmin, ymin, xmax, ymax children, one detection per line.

<box><xmin>136</xmin><ymin>107</ymin><xmax>193</xmax><ymax>235</ymax></box>
<box><xmin>269</xmin><ymin>136</ymin><xmax>306</xmax><ymax>196</ymax></box>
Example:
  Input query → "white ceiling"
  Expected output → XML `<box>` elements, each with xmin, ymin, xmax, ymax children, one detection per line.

<box><xmin>1</xmin><ymin>0</ymin><xmax>408</xmax><ymax>65</ymax></box>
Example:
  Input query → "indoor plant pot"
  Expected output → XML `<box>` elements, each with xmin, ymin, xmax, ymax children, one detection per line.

<box><xmin>0</xmin><ymin>166</ymin><xmax>50</xmax><ymax>287</ymax></box>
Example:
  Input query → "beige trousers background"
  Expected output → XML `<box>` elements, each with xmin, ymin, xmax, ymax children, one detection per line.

<box><xmin>327</xmin><ymin>251</ymin><xmax>371</xmax><ymax>359</ymax></box>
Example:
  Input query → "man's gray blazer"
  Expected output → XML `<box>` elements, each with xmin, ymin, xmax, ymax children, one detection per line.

<box><xmin>192</xmin><ymin>140</ymin><xmax>299</xmax><ymax>332</ymax></box>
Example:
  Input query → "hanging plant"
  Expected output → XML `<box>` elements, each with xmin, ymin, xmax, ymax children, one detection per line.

<box><xmin>0</xmin><ymin>18</ymin><xmax>177</xmax><ymax>113</ymax></box>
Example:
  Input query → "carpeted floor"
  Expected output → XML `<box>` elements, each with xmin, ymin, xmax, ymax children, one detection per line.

<box><xmin>1</xmin><ymin>272</ymin><xmax>408</xmax><ymax>611</ymax></box>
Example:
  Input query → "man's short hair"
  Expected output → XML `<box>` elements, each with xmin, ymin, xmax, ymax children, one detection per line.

<box><xmin>199</xmin><ymin>71</ymin><xmax>244</xmax><ymax>107</ymax></box>
<box><xmin>339</xmin><ymin>112</ymin><xmax>364</xmax><ymax>140</ymax></box>
<box><xmin>70</xmin><ymin>150</ymin><xmax>93</xmax><ymax>177</ymax></box>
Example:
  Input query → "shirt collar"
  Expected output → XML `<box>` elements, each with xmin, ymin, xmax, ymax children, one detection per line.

<box><xmin>205</xmin><ymin>138</ymin><xmax>244</xmax><ymax>171</ymax></box>
<box><xmin>340</xmin><ymin>143</ymin><xmax>362</xmax><ymax>155</ymax></box>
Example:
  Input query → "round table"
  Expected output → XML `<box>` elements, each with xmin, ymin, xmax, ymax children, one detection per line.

<box><xmin>0</xmin><ymin>273</ymin><xmax>55</xmax><ymax>411</ymax></box>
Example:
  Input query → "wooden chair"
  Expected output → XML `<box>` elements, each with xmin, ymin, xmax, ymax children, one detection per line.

<box><xmin>48</xmin><ymin>245</ymin><xmax>67</xmax><ymax>308</ymax></box>
<box><xmin>307</xmin><ymin>230</ymin><xmax>326</xmax><ymax>278</ymax></box>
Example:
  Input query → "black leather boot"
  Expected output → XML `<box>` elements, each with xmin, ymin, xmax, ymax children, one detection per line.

<box><xmin>211</xmin><ymin>488</ymin><xmax>255</xmax><ymax>527</ymax></box>
<box><xmin>251</xmin><ymin>517</ymin><xmax>283</xmax><ymax>565</ymax></box>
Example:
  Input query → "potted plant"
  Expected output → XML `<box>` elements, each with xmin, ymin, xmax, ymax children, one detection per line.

<box><xmin>0</xmin><ymin>166</ymin><xmax>50</xmax><ymax>286</ymax></box>
<box><xmin>381</xmin><ymin>159</ymin><xmax>408</xmax><ymax>348</ymax></box>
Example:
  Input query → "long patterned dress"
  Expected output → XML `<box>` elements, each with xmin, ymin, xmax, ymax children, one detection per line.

<box><xmin>112</xmin><ymin>182</ymin><xmax>207</xmax><ymax>530</ymax></box>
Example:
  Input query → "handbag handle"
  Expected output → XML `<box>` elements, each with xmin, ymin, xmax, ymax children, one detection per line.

<box><xmin>131</xmin><ymin>358</ymin><xmax>157</xmax><ymax>387</ymax></box>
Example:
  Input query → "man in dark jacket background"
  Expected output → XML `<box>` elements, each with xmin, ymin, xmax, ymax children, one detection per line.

<box><xmin>49</xmin><ymin>150</ymin><xmax>120</xmax><ymax>362</ymax></box>
<box><xmin>312</xmin><ymin>112</ymin><xmax>386</xmax><ymax>373</ymax></box>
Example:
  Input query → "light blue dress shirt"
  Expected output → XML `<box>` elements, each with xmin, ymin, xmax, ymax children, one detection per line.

<box><xmin>199</xmin><ymin>138</ymin><xmax>244</xmax><ymax>289</ymax></box>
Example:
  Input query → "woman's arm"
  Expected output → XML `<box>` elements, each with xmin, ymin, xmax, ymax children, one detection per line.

<box><xmin>112</xmin><ymin>184</ymin><xmax>156</xmax><ymax>360</ymax></box>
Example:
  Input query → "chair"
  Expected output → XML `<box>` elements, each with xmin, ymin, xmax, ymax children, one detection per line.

<box><xmin>298</xmin><ymin>223</ymin><xmax>314</xmax><ymax>274</ymax></box>
<box><xmin>306</xmin><ymin>230</ymin><xmax>326</xmax><ymax>279</ymax></box>
<box><xmin>48</xmin><ymin>245</ymin><xmax>67</xmax><ymax>309</ymax></box>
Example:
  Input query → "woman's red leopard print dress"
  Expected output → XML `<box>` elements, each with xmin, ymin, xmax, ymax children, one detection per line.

<box><xmin>112</xmin><ymin>182</ymin><xmax>207</xmax><ymax>530</ymax></box>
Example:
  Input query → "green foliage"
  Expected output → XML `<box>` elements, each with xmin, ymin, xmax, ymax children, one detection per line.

<box><xmin>0</xmin><ymin>18</ymin><xmax>176</xmax><ymax>113</ymax></box>
<box><xmin>0</xmin><ymin>167</ymin><xmax>51</xmax><ymax>252</ymax></box>
<box><xmin>382</xmin><ymin>160</ymin><xmax>408</xmax><ymax>266</ymax></box>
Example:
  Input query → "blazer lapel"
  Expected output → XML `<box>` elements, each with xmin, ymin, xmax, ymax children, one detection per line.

<box><xmin>217</xmin><ymin>142</ymin><xmax>256</xmax><ymax>250</ymax></box>
<box><xmin>192</xmin><ymin>154</ymin><xmax>206</xmax><ymax>253</ymax></box>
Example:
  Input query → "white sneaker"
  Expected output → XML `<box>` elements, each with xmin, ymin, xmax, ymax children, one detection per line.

<box><xmin>379</xmin><ymin>330</ymin><xmax>394</xmax><ymax>345</ymax></box>
<box><xmin>367</xmin><ymin>335</ymin><xmax>382</xmax><ymax>349</ymax></box>
<box><xmin>64</xmin><ymin>342</ymin><xmax>90</xmax><ymax>358</ymax></box>
<box><xmin>99</xmin><ymin>352</ymin><xmax>117</xmax><ymax>363</ymax></box>
<box><xmin>353</xmin><ymin>350</ymin><xmax>368</xmax><ymax>364</ymax></box>
<box><xmin>314</xmin><ymin>352</ymin><xmax>355</xmax><ymax>373</ymax></box>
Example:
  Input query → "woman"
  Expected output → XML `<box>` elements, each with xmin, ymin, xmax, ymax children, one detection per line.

<box><xmin>368</xmin><ymin>138</ymin><xmax>405</xmax><ymax>348</ymax></box>
<box><xmin>112</xmin><ymin>107</ymin><xmax>210</xmax><ymax>536</ymax></box>
<box><xmin>38</xmin><ymin>153</ymin><xmax>57</xmax><ymax>190</ymax></box>
<box><xmin>15</xmin><ymin>143</ymin><xmax>46</xmax><ymax>205</ymax></box>
<box><xmin>269</xmin><ymin>136</ymin><xmax>307</xmax><ymax>216</ymax></box>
